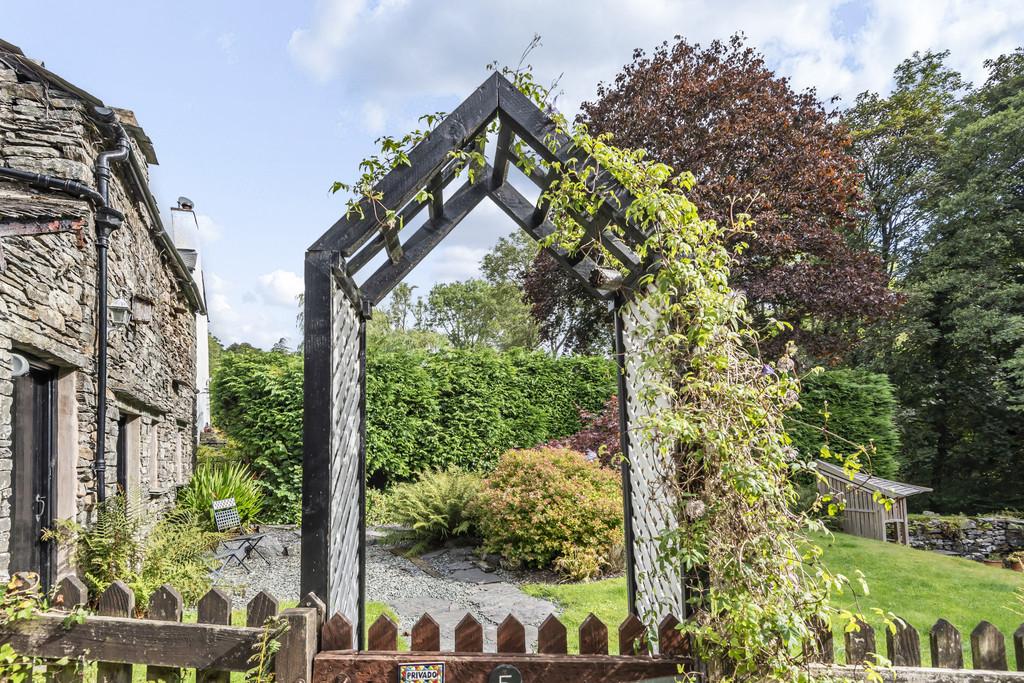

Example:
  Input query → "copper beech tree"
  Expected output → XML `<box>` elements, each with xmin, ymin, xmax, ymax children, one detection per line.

<box><xmin>526</xmin><ymin>35</ymin><xmax>897</xmax><ymax>361</ymax></box>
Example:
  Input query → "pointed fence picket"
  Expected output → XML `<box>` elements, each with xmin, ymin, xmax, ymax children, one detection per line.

<box><xmin>320</xmin><ymin>609</ymin><xmax>1024</xmax><ymax>680</ymax></box>
<box><xmin>0</xmin><ymin>576</ymin><xmax>317</xmax><ymax>683</ymax></box>
<box><xmin>6</xmin><ymin>577</ymin><xmax>1024</xmax><ymax>682</ymax></box>
<box><xmin>817</xmin><ymin>615</ymin><xmax>1024</xmax><ymax>672</ymax></box>
<box><xmin>316</xmin><ymin>611</ymin><xmax>689</xmax><ymax>682</ymax></box>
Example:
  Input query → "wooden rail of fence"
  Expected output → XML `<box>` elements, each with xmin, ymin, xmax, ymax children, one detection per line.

<box><xmin>0</xmin><ymin>576</ymin><xmax>319</xmax><ymax>683</ymax></box>
<box><xmin>808</xmin><ymin>615</ymin><xmax>1024</xmax><ymax>672</ymax></box>
<box><xmin>314</xmin><ymin>610</ymin><xmax>690</xmax><ymax>682</ymax></box>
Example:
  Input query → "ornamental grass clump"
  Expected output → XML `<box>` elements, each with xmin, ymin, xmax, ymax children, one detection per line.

<box><xmin>179</xmin><ymin>461</ymin><xmax>265</xmax><ymax>530</ymax></box>
<box><xmin>475</xmin><ymin>447</ymin><xmax>623</xmax><ymax>580</ymax></box>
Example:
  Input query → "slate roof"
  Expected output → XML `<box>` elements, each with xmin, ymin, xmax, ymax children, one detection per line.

<box><xmin>815</xmin><ymin>459</ymin><xmax>932</xmax><ymax>498</ymax></box>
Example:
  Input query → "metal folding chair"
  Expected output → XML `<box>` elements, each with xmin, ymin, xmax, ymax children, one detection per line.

<box><xmin>213</xmin><ymin>498</ymin><xmax>270</xmax><ymax>567</ymax></box>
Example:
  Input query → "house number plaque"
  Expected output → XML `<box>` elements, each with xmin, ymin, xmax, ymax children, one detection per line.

<box><xmin>488</xmin><ymin>664</ymin><xmax>523</xmax><ymax>683</ymax></box>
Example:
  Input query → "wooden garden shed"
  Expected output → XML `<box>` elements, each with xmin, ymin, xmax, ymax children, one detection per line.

<box><xmin>815</xmin><ymin>460</ymin><xmax>932</xmax><ymax>545</ymax></box>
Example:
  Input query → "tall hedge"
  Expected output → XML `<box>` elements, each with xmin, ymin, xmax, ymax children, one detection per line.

<box><xmin>211</xmin><ymin>346</ymin><xmax>616</xmax><ymax>519</ymax></box>
<box><xmin>786</xmin><ymin>369</ymin><xmax>901</xmax><ymax>477</ymax></box>
<box><xmin>210</xmin><ymin>350</ymin><xmax>304</xmax><ymax>521</ymax></box>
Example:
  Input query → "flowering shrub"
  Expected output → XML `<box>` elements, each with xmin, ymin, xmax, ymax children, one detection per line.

<box><xmin>475</xmin><ymin>448</ymin><xmax>623</xmax><ymax>579</ymax></box>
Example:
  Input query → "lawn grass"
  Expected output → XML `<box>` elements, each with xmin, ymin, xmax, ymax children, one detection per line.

<box><xmin>523</xmin><ymin>531</ymin><xmax>1024</xmax><ymax>665</ymax></box>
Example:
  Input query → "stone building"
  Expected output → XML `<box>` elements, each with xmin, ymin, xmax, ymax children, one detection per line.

<box><xmin>0</xmin><ymin>39</ymin><xmax>207</xmax><ymax>587</ymax></box>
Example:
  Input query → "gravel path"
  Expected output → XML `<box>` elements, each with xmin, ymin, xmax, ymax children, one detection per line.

<box><xmin>212</xmin><ymin>527</ymin><xmax>558</xmax><ymax>650</ymax></box>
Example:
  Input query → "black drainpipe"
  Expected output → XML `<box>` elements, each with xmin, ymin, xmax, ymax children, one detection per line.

<box><xmin>1</xmin><ymin>107</ymin><xmax>131</xmax><ymax>504</ymax></box>
<box><xmin>91</xmin><ymin>107</ymin><xmax>130</xmax><ymax>503</ymax></box>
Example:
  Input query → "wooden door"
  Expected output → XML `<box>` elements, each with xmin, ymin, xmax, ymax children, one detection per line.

<box><xmin>10</xmin><ymin>361</ymin><xmax>56</xmax><ymax>588</ymax></box>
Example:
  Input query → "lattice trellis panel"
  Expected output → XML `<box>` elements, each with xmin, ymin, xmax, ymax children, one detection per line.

<box><xmin>619</xmin><ymin>296</ymin><xmax>686</xmax><ymax>632</ymax></box>
<box><xmin>327</xmin><ymin>279</ymin><xmax>362</xmax><ymax>621</ymax></box>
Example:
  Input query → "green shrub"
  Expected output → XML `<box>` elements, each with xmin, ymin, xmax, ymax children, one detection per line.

<box><xmin>787</xmin><ymin>368</ymin><xmax>901</xmax><ymax>477</ymax></box>
<box><xmin>366</xmin><ymin>487</ymin><xmax>397</xmax><ymax>527</ymax></box>
<box><xmin>211</xmin><ymin>345</ymin><xmax>616</xmax><ymax>509</ymax></box>
<box><xmin>179</xmin><ymin>461</ymin><xmax>265</xmax><ymax>530</ymax></box>
<box><xmin>387</xmin><ymin>471</ymin><xmax>483</xmax><ymax>553</ymax></box>
<box><xmin>68</xmin><ymin>496</ymin><xmax>221</xmax><ymax>610</ymax></box>
<box><xmin>474</xmin><ymin>448</ymin><xmax>623</xmax><ymax>579</ymax></box>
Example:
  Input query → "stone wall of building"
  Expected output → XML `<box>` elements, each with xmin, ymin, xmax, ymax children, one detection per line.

<box><xmin>0</xmin><ymin>58</ymin><xmax>199</xmax><ymax>576</ymax></box>
<box><xmin>908</xmin><ymin>516</ymin><xmax>1024</xmax><ymax>560</ymax></box>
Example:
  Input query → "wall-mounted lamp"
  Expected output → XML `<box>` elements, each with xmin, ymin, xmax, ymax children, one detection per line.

<box><xmin>109</xmin><ymin>297</ymin><xmax>132</xmax><ymax>328</ymax></box>
<box><xmin>11</xmin><ymin>353</ymin><xmax>30</xmax><ymax>378</ymax></box>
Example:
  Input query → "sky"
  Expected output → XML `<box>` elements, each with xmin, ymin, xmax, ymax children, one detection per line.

<box><xmin>2</xmin><ymin>1</ymin><xmax>1021</xmax><ymax>348</ymax></box>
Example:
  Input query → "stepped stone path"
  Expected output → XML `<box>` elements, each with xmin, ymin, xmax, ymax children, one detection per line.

<box><xmin>212</xmin><ymin>526</ymin><xmax>558</xmax><ymax>651</ymax></box>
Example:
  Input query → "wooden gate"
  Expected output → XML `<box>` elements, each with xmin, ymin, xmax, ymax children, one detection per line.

<box><xmin>313</xmin><ymin>610</ymin><xmax>690</xmax><ymax>683</ymax></box>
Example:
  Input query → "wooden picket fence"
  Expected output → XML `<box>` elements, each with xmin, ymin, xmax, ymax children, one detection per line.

<box><xmin>808</xmin><ymin>615</ymin><xmax>1024</xmax><ymax>672</ymax></box>
<box><xmin>5</xmin><ymin>575</ymin><xmax>1024</xmax><ymax>682</ymax></box>
<box><xmin>0</xmin><ymin>576</ymin><xmax>319</xmax><ymax>682</ymax></box>
<box><xmin>314</xmin><ymin>610</ymin><xmax>691</xmax><ymax>682</ymax></box>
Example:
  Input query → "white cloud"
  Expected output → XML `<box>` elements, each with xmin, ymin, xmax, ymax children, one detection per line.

<box><xmin>206</xmin><ymin>273</ymin><xmax>235</xmax><ymax>319</ymax></box>
<box><xmin>288</xmin><ymin>0</ymin><xmax>368</xmax><ymax>81</ymax></box>
<box><xmin>428</xmin><ymin>245</ymin><xmax>488</xmax><ymax>284</ymax></box>
<box><xmin>216</xmin><ymin>32</ymin><xmax>238</xmax><ymax>63</ymax></box>
<box><xmin>194</xmin><ymin>212</ymin><xmax>224</xmax><ymax>243</ymax></box>
<box><xmin>287</xmin><ymin>0</ymin><xmax>1023</xmax><ymax>116</ymax></box>
<box><xmin>258</xmin><ymin>269</ymin><xmax>304</xmax><ymax>307</ymax></box>
<box><xmin>361</xmin><ymin>100</ymin><xmax>388</xmax><ymax>135</ymax></box>
<box><xmin>206</xmin><ymin>272</ymin><xmax>299</xmax><ymax>349</ymax></box>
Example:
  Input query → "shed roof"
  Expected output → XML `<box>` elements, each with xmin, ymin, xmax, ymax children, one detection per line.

<box><xmin>814</xmin><ymin>459</ymin><xmax>932</xmax><ymax>498</ymax></box>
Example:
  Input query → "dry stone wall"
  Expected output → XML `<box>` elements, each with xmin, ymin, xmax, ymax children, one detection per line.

<box><xmin>908</xmin><ymin>515</ymin><xmax>1024</xmax><ymax>560</ymax></box>
<box><xmin>0</xmin><ymin>57</ymin><xmax>199</xmax><ymax>576</ymax></box>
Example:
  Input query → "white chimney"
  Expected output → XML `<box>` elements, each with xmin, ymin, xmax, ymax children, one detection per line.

<box><xmin>170</xmin><ymin>197</ymin><xmax>211</xmax><ymax>439</ymax></box>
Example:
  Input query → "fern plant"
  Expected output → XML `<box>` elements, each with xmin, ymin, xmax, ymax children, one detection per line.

<box><xmin>387</xmin><ymin>470</ymin><xmax>482</xmax><ymax>553</ymax></box>
<box><xmin>179</xmin><ymin>461</ymin><xmax>265</xmax><ymax>530</ymax></box>
<box><xmin>67</xmin><ymin>496</ymin><xmax>221</xmax><ymax>610</ymax></box>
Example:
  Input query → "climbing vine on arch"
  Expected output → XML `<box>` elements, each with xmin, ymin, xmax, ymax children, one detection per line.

<box><xmin>335</xmin><ymin>60</ymin><xmax>880</xmax><ymax>682</ymax></box>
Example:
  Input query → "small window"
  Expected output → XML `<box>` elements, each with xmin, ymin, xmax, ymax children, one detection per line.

<box><xmin>116</xmin><ymin>416</ymin><xmax>129</xmax><ymax>493</ymax></box>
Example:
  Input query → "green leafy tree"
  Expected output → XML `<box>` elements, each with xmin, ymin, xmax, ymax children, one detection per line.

<box><xmin>883</xmin><ymin>49</ymin><xmax>1024</xmax><ymax>511</ymax></box>
<box><xmin>384</xmin><ymin>282</ymin><xmax>418</xmax><ymax>331</ymax></box>
<box><xmin>846</xmin><ymin>51</ymin><xmax>967</xmax><ymax>279</ymax></box>
<box><xmin>208</xmin><ymin>334</ymin><xmax>225</xmax><ymax>379</ymax></box>
<box><xmin>480</xmin><ymin>230</ymin><xmax>537</xmax><ymax>285</ymax></box>
<box><xmin>426</xmin><ymin>278</ymin><xmax>537</xmax><ymax>350</ymax></box>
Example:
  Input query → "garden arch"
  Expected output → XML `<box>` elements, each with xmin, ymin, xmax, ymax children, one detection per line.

<box><xmin>303</xmin><ymin>71</ymin><xmax>685</xmax><ymax>647</ymax></box>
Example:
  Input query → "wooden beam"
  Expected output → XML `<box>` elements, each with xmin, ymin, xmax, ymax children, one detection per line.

<box><xmin>346</xmin><ymin>158</ymin><xmax>463</xmax><ymax>276</ymax></box>
<box><xmin>488</xmin><ymin>181</ymin><xmax>610</xmax><ymax>300</ymax></box>
<box><xmin>313</xmin><ymin>73</ymin><xmax>500</xmax><ymax>255</ymax></box>
<box><xmin>361</xmin><ymin>175</ymin><xmax>490</xmax><ymax>306</ymax></box>
<box><xmin>301</xmin><ymin>248</ymin><xmax>339</xmax><ymax>608</ymax></box>
<box><xmin>494</xmin><ymin>73</ymin><xmax>649</xmax><ymax>242</ymax></box>
<box><xmin>491</xmin><ymin>117</ymin><xmax>515</xmax><ymax>188</ymax></box>
<box><xmin>312</xmin><ymin>652</ymin><xmax>687</xmax><ymax>683</ymax></box>
<box><xmin>0</xmin><ymin>217</ymin><xmax>85</xmax><ymax>241</ymax></box>
<box><xmin>383</xmin><ymin>226</ymin><xmax>403</xmax><ymax>264</ymax></box>
<box><xmin>506</xmin><ymin>148</ymin><xmax>549</xmax><ymax>188</ymax></box>
<box><xmin>0</xmin><ymin>613</ymin><xmax>263</xmax><ymax>671</ymax></box>
<box><xmin>427</xmin><ymin>175</ymin><xmax>445</xmax><ymax>222</ymax></box>
<box><xmin>584</xmin><ymin>214</ymin><xmax>641</xmax><ymax>270</ymax></box>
